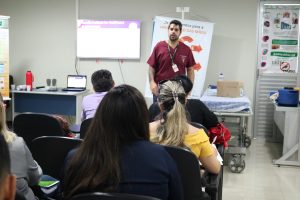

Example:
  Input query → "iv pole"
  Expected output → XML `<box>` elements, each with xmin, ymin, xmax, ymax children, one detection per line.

<box><xmin>176</xmin><ymin>7</ymin><xmax>190</xmax><ymax>20</ymax></box>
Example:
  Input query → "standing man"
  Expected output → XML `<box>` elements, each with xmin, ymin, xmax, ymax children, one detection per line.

<box><xmin>147</xmin><ymin>19</ymin><xmax>196</xmax><ymax>101</ymax></box>
<box><xmin>81</xmin><ymin>69</ymin><xmax>114</xmax><ymax>121</ymax></box>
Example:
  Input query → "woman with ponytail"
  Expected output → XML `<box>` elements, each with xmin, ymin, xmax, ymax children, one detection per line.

<box><xmin>150</xmin><ymin>80</ymin><xmax>220</xmax><ymax>174</ymax></box>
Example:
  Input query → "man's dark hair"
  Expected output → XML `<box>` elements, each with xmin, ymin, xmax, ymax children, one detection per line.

<box><xmin>168</xmin><ymin>19</ymin><xmax>182</xmax><ymax>32</ymax></box>
<box><xmin>91</xmin><ymin>69</ymin><xmax>114</xmax><ymax>93</ymax></box>
<box><xmin>0</xmin><ymin>133</ymin><xmax>10</xmax><ymax>183</ymax></box>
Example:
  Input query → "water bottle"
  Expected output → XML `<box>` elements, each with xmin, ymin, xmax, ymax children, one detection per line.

<box><xmin>26</xmin><ymin>70</ymin><xmax>34</xmax><ymax>91</ymax></box>
<box><xmin>218</xmin><ymin>73</ymin><xmax>224</xmax><ymax>81</ymax></box>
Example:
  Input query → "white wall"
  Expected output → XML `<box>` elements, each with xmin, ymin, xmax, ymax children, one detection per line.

<box><xmin>0</xmin><ymin>0</ymin><xmax>258</xmax><ymax>105</ymax></box>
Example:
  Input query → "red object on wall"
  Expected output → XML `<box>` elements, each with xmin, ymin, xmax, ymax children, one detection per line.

<box><xmin>193</xmin><ymin>63</ymin><xmax>202</xmax><ymax>71</ymax></box>
<box><xmin>26</xmin><ymin>70</ymin><xmax>34</xmax><ymax>90</ymax></box>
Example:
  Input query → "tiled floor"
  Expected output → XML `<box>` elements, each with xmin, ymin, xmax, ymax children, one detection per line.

<box><xmin>222</xmin><ymin>138</ymin><xmax>300</xmax><ymax>200</ymax></box>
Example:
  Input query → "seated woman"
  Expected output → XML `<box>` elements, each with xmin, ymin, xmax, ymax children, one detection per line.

<box><xmin>149</xmin><ymin>75</ymin><xmax>219</xmax><ymax>129</ymax></box>
<box><xmin>63</xmin><ymin>85</ymin><xmax>183</xmax><ymax>200</ymax></box>
<box><xmin>52</xmin><ymin>115</ymin><xmax>76</xmax><ymax>138</ymax></box>
<box><xmin>0</xmin><ymin>94</ymin><xmax>42</xmax><ymax>200</ymax></box>
<box><xmin>149</xmin><ymin>80</ymin><xmax>221</xmax><ymax>174</ymax></box>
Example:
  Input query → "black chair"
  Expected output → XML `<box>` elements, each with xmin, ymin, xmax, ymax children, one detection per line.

<box><xmin>13</xmin><ymin>113</ymin><xmax>66</xmax><ymax>149</ymax></box>
<box><xmin>190</xmin><ymin>122</ymin><xmax>224</xmax><ymax>200</ymax></box>
<box><xmin>31</xmin><ymin>136</ymin><xmax>82</xmax><ymax>180</ymax></box>
<box><xmin>164</xmin><ymin>146</ymin><xmax>210</xmax><ymax>200</ymax></box>
<box><xmin>70</xmin><ymin>192</ymin><xmax>161</xmax><ymax>200</ymax></box>
<box><xmin>80</xmin><ymin>118</ymin><xmax>93</xmax><ymax>139</ymax></box>
<box><xmin>190</xmin><ymin>122</ymin><xmax>210</xmax><ymax>133</ymax></box>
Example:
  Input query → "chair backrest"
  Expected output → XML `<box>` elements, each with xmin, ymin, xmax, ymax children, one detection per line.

<box><xmin>190</xmin><ymin>122</ymin><xmax>209</xmax><ymax>135</ymax></box>
<box><xmin>13</xmin><ymin>113</ymin><xmax>66</xmax><ymax>148</ymax></box>
<box><xmin>71</xmin><ymin>192</ymin><xmax>161</xmax><ymax>200</ymax></box>
<box><xmin>31</xmin><ymin>136</ymin><xmax>82</xmax><ymax>180</ymax></box>
<box><xmin>80</xmin><ymin>118</ymin><xmax>93</xmax><ymax>139</ymax></box>
<box><xmin>164</xmin><ymin>146</ymin><xmax>210</xmax><ymax>200</ymax></box>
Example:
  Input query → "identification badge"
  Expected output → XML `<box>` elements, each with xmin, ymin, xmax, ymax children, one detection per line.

<box><xmin>172</xmin><ymin>64</ymin><xmax>179</xmax><ymax>72</ymax></box>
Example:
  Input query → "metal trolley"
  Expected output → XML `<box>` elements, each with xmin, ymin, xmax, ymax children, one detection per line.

<box><xmin>214</xmin><ymin>110</ymin><xmax>252</xmax><ymax>173</ymax></box>
<box><xmin>200</xmin><ymin>89</ymin><xmax>253</xmax><ymax>173</ymax></box>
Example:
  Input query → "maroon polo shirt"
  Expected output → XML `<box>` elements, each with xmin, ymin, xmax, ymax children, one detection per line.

<box><xmin>147</xmin><ymin>41</ymin><xmax>195</xmax><ymax>83</ymax></box>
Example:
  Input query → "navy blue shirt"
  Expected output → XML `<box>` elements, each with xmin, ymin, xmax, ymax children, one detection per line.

<box><xmin>65</xmin><ymin>140</ymin><xmax>183</xmax><ymax>200</ymax></box>
<box><xmin>118</xmin><ymin>140</ymin><xmax>183</xmax><ymax>200</ymax></box>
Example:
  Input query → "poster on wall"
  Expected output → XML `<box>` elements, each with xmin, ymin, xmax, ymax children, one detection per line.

<box><xmin>144</xmin><ymin>16</ymin><xmax>214</xmax><ymax>99</ymax></box>
<box><xmin>259</xmin><ymin>6</ymin><xmax>299</xmax><ymax>73</ymax></box>
<box><xmin>0</xmin><ymin>15</ymin><xmax>10</xmax><ymax>98</ymax></box>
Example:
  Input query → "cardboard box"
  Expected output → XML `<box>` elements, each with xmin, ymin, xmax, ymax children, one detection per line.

<box><xmin>217</xmin><ymin>81</ymin><xmax>244</xmax><ymax>97</ymax></box>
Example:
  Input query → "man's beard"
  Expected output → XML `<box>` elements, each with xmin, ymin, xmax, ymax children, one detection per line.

<box><xmin>169</xmin><ymin>35</ymin><xmax>178</xmax><ymax>42</ymax></box>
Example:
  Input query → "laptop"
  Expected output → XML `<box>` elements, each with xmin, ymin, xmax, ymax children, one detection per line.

<box><xmin>62</xmin><ymin>75</ymin><xmax>87</xmax><ymax>92</ymax></box>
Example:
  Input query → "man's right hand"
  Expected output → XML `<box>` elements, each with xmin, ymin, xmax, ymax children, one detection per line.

<box><xmin>150</xmin><ymin>81</ymin><xmax>158</xmax><ymax>96</ymax></box>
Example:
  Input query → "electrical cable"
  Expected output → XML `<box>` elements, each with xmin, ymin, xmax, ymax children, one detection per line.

<box><xmin>75</xmin><ymin>57</ymin><xmax>79</xmax><ymax>75</ymax></box>
<box><xmin>118</xmin><ymin>59</ymin><xmax>125</xmax><ymax>83</ymax></box>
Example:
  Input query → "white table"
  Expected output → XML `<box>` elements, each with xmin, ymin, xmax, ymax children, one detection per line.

<box><xmin>11</xmin><ymin>89</ymin><xmax>88</xmax><ymax>124</ymax></box>
<box><xmin>273</xmin><ymin>104</ymin><xmax>300</xmax><ymax>166</ymax></box>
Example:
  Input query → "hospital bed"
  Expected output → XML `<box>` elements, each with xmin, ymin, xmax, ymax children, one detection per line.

<box><xmin>200</xmin><ymin>88</ymin><xmax>252</xmax><ymax>173</ymax></box>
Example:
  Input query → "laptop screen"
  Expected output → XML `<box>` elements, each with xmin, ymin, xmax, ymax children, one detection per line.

<box><xmin>67</xmin><ymin>75</ymin><xmax>87</xmax><ymax>88</ymax></box>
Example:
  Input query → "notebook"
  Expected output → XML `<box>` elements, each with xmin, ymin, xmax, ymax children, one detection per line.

<box><xmin>62</xmin><ymin>75</ymin><xmax>87</xmax><ymax>92</ymax></box>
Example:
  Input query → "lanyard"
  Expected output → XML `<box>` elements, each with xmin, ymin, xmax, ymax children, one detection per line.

<box><xmin>167</xmin><ymin>44</ymin><xmax>178</xmax><ymax>65</ymax></box>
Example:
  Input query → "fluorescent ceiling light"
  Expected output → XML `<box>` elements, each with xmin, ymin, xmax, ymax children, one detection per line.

<box><xmin>264</xmin><ymin>4</ymin><xmax>300</xmax><ymax>5</ymax></box>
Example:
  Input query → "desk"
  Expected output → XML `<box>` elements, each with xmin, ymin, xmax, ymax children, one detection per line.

<box><xmin>273</xmin><ymin>105</ymin><xmax>300</xmax><ymax>167</ymax></box>
<box><xmin>11</xmin><ymin>89</ymin><xmax>88</xmax><ymax>124</ymax></box>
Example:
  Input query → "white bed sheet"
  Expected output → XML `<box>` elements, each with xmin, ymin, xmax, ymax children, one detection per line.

<box><xmin>200</xmin><ymin>89</ymin><xmax>251</xmax><ymax>112</ymax></box>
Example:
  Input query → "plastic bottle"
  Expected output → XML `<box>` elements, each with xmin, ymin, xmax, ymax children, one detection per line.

<box><xmin>218</xmin><ymin>73</ymin><xmax>224</xmax><ymax>81</ymax></box>
<box><xmin>26</xmin><ymin>70</ymin><xmax>34</xmax><ymax>91</ymax></box>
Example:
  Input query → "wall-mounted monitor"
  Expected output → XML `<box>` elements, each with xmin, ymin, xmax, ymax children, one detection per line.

<box><xmin>77</xmin><ymin>19</ymin><xmax>141</xmax><ymax>59</ymax></box>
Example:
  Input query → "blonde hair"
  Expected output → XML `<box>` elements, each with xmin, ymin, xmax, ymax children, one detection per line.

<box><xmin>155</xmin><ymin>80</ymin><xmax>188</xmax><ymax>146</ymax></box>
<box><xmin>0</xmin><ymin>94</ymin><xmax>16</xmax><ymax>143</ymax></box>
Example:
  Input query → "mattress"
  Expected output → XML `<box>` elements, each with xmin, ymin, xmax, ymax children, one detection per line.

<box><xmin>200</xmin><ymin>89</ymin><xmax>251</xmax><ymax>112</ymax></box>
